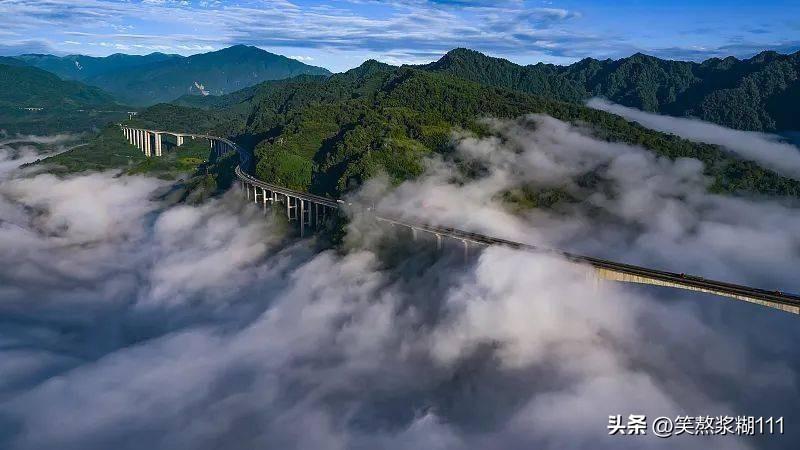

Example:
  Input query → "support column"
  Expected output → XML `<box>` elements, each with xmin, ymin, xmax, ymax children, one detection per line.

<box><xmin>144</xmin><ymin>131</ymin><xmax>152</xmax><ymax>157</ymax></box>
<box><xmin>412</xmin><ymin>228</ymin><xmax>418</xmax><ymax>241</ymax></box>
<box><xmin>177</xmin><ymin>135</ymin><xmax>184</xmax><ymax>146</ymax></box>
<box><xmin>286</xmin><ymin>195</ymin><xmax>291</xmax><ymax>219</ymax></box>
<box><xmin>462</xmin><ymin>240</ymin><xmax>469</xmax><ymax>262</ymax></box>
<box><xmin>262</xmin><ymin>188</ymin><xmax>268</xmax><ymax>211</ymax></box>
<box><xmin>299</xmin><ymin>200</ymin><xmax>305</xmax><ymax>237</ymax></box>
<box><xmin>154</xmin><ymin>133</ymin><xmax>162</xmax><ymax>157</ymax></box>
<box><xmin>436</xmin><ymin>234</ymin><xmax>442</xmax><ymax>250</ymax></box>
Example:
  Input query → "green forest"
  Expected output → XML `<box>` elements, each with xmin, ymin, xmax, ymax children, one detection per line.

<box><xmin>425</xmin><ymin>48</ymin><xmax>800</xmax><ymax>132</ymax></box>
<box><xmin>126</xmin><ymin>58</ymin><xmax>800</xmax><ymax>202</ymax></box>
<box><xmin>10</xmin><ymin>46</ymin><xmax>800</xmax><ymax>207</ymax></box>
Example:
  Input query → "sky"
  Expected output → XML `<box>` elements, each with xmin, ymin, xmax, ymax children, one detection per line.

<box><xmin>0</xmin><ymin>0</ymin><xmax>799</xmax><ymax>72</ymax></box>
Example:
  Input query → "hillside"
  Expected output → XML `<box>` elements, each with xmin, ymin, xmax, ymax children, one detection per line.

<box><xmin>0</xmin><ymin>63</ymin><xmax>127</xmax><ymax>134</ymax></box>
<box><xmin>423</xmin><ymin>48</ymin><xmax>800</xmax><ymax>132</ymax></box>
<box><xmin>0</xmin><ymin>63</ymin><xmax>119</xmax><ymax>109</ymax></box>
<box><xmin>15</xmin><ymin>52</ymin><xmax>181</xmax><ymax>81</ymax></box>
<box><xmin>18</xmin><ymin>45</ymin><xmax>332</xmax><ymax>106</ymax></box>
<box><xmin>131</xmin><ymin>61</ymin><xmax>800</xmax><ymax>200</ymax></box>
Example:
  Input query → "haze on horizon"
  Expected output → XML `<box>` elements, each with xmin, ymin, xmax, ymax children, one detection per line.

<box><xmin>1</xmin><ymin>0</ymin><xmax>799</xmax><ymax>72</ymax></box>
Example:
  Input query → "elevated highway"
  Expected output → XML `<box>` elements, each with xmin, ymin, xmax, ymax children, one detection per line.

<box><xmin>120</xmin><ymin>125</ymin><xmax>800</xmax><ymax>315</ymax></box>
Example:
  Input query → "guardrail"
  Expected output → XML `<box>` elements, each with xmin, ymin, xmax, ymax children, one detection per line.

<box><xmin>235</xmin><ymin>166</ymin><xmax>800</xmax><ymax>315</ymax></box>
<box><xmin>120</xmin><ymin>124</ymin><xmax>800</xmax><ymax>316</ymax></box>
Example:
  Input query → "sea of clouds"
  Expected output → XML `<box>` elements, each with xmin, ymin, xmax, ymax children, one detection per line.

<box><xmin>0</xmin><ymin>114</ymin><xmax>799</xmax><ymax>449</ymax></box>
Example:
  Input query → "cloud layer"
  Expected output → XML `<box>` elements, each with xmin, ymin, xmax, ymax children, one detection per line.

<box><xmin>1</xmin><ymin>118</ymin><xmax>800</xmax><ymax>449</ymax></box>
<box><xmin>587</xmin><ymin>98</ymin><xmax>800</xmax><ymax>180</ymax></box>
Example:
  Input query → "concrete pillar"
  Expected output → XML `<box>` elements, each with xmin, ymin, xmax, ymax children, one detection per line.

<box><xmin>144</xmin><ymin>131</ymin><xmax>151</xmax><ymax>157</ymax></box>
<box><xmin>262</xmin><ymin>188</ymin><xmax>268</xmax><ymax>210</ymax></box>
<box><xmin>299</xmin><ymin>200</ymin><xmax>305</xmax><ymax>237</ymax></box>
<box><xmin>462</xmin><ymin>240</ymin><xmax>469</xmax><ymax>262</ymax></box>
<box><xmin>286</xmin><ymin>195</ymin><xmax>291</xmax><ymax>219</ymax></box>
<box><xmin>177</xmin><ymin>135</ymin><xmax>184</xmax><ymax>146</ymax></box>
<box><xmin>412</xmin><ymin>228</ymin><xmax>417</xmax><ymax>241</ymax></box>
<box><xmin>154</xmin><ymin>133</ymin><xmax>162</xmax><ymax>157</ymax></box>
<box><xmin>436</xmin><ymin>234</ymin><xmax>442</xmax><ymax>250</ymax></box>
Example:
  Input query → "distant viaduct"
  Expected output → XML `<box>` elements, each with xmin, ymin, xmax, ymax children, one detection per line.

<box><xmin>119</xmin><ymin>125</ymin><xmax>800</xmax><ymax>316</ymax></box>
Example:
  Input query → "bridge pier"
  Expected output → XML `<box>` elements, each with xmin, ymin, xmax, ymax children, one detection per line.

<box><xmin>154</xmin><ymin>132</ymin><xmax>162</xmax><ymax>157</ymax></box>
<box><xmin>146</xmin><ymin>131</ymin><xmax>153</xmax><ymax>157</ymax></box>
<box><xmin>299</xmin><ymin>200</ymin><xmax>305</xmax><ymax>237</ymax></box>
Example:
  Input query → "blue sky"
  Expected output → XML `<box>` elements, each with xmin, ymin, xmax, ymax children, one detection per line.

<box><xmin>1</xmin><ymin>0</ymin><xmax>798</xmax><ymax>72</ymax></box>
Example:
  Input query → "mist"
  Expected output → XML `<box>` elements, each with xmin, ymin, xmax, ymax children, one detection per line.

<box><xmin>1</xmin><ymin>118</ymin><xmax>799</xmax><ymax>449</ymax></box>
<box><xmin>587</xmin><ymin>97</ymin><xmax>800</xmax><ymax>180</ymax></box>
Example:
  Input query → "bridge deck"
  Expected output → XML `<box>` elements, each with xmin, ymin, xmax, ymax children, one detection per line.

<box><xmin>120</xmin><ymin>125</ymin><xmax>800</xmax><ymax>316</ymax></box>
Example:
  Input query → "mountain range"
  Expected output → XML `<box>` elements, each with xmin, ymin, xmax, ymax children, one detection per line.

<box><xmin>5</xmin><ymin>46</ymin><xmax>799</xmax><ymax>133</ymax></box>
<box><xmin>15</xmin><ymin>45</ymin><xmax>331</xmax><ymax>106</ymax></box>
<box><xmin>425</xmin><ymin>48</ymin><xmax>800</xmax><ymax>132</ymax></box>
<box><xmin>127</xmin><ymin>56</ymin><xmax>800</xmax><ymax>202</ymax></box>
<box><xmin>0</xmin><ymin>61</ymin><xmax>127</xmax><ymax>134</ymax></box>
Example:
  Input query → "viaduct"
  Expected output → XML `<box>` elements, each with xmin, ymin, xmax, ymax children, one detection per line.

<box><xmin>120</xmin><ymin>125</ymin><xmax>800</xmax><ymax>316</ymax></box>
<box><xmin>121</xmin><ymin>125</ymin><xmax>236</xmax><ymax>157</ymax></box>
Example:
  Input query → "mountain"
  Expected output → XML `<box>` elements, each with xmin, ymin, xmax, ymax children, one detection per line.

<box><xmin>0</xmin><ymin>62</ymin><xmax>127</xmax><ymax>134</ymax></box>
<box><xmin>423</xmin><ymin>48</ymin><xmax>800</xmax><ymax>132</ymax></box>
<box><xmin>0</xmin><ymin>56</ymin><xmax>28</xmax><ymax>67</ymax></box>
<box><xmin>130</xmin><ymin>61</ymin><xmax>800</xmax><ymax>200</ymax></box>
<box><xmin>17</xmin><ymin>45</ymin><xmax>332</xmax><ymax>106</ymax></box>
<box><xmin>0</xmin><ymin>63</ymin><xmax>119</xmax><ymax>110</ymax></box>
<box><xmin>15</xmin><ymin>52</ymin><xmax>182</xmax><ymax>81</ymax></box>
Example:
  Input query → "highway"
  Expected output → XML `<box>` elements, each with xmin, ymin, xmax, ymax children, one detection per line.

<box><xmin>121</xmin><ymin>126</ymin><xmax>800</xmax><ymax>315</ymax></box>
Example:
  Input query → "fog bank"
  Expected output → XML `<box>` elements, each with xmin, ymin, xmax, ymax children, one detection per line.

<box><xmin>1</xmin><ymin>120</ymin><xmax>799</xmax><ymax>449</ymax></box>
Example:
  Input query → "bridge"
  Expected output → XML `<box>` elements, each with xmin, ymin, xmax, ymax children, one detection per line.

<box><xmin>121</xmin><ymin>125</ymin><xmax>237</xmax><ymax>158</ymax></box>
<box><xmin>120</xmin><ymin>125</ymin><xmax>800</xmax><ymax>316</ymax></box>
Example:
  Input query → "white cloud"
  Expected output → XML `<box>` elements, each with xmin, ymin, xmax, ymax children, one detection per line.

<box><xmin>0</xmin><ymin>122</ymin><xmax>799</xmax><ymax>449</ymax></box>
<box><xmin>588</xmin><ymin>98</ymin><xmax>800</xmax><ymax>180</ymax></box>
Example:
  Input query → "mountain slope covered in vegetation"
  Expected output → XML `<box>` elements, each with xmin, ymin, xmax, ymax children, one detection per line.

<box><xmin>0</xmin><ymin>62</ymin><xmax>128</xmax><ymax>134</ymax></box>
<box><xmin>424</xmin><ymin>48</ymin><xmax>800</xmax><ymax>132</ymax></box>
<box><xmin>18</xmin><ymin>46</ymin><xmax>331</xmax><ymax>106</ymax></box>
<box><xmin>130</xmin><ymin>60</ymin><xmax>800</xmax><ymax>201</ymax></box>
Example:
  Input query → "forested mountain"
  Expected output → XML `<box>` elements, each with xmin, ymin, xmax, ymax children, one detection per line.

<box><xmin>423</xmin><ymin>48</ymin><xmax>800</xmax><ymax>132</ymax></box>
<box><xmin>0</xmin><ymin>56</ymin><xmax>28</xmax><ymax>67</ymax></box>
<box><xmin>130</xmin><ymin>60</ymin><xmax>800</xmax><ymax>200</ymax></box>
<box><xmin>0</xmin><ymin>63</ymin><xmax>119</xmax><ymax>109</ymax></box>
<box><xmin>15</xmin><ymin>52</ymin><xmax>181</xmax><ymax>81</ymax></box>
<box><xmin>16</xmin><ymin>45</ymin><xmax>331</xmax><ymax>106</ymax></box>
<box><xmin>0</xmin><ymin>63</ymin><xmax>127</xmax><ymax>134</ymax></box>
